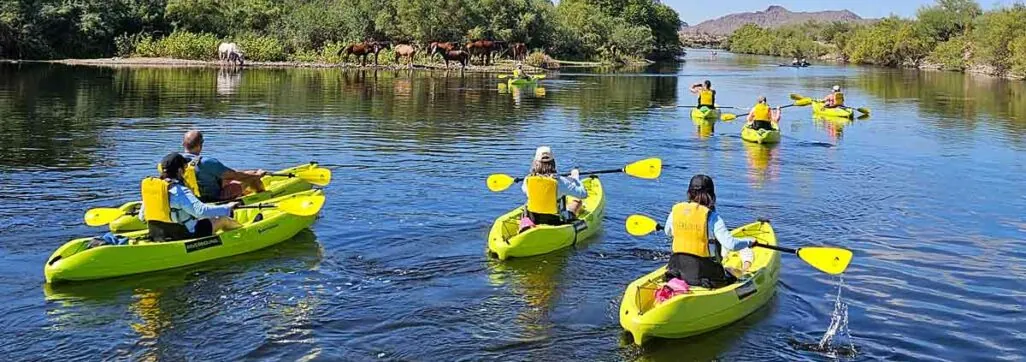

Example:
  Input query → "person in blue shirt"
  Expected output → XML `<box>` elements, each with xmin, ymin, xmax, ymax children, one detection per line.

<box><xmin>520</xmin><ymin>146</ymin><xmax>589</xmax><ymax>227</ymax></box>
<box><xmin>181</xmin><ymin>130</ymin><xmax>268</xmax><ymax>202</ymax></box>
<box><xmin>138</xmin><ymin>153</ymin><xmax>241</xmax><ymax>241</ymax></box>
<box><xmin>661</xmin><ymin>174</ymin><xmax>755</xmax><ymax>288</ymax></box>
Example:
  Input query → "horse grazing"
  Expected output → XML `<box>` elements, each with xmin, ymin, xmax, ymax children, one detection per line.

<box><xmin>393</xmin><ymin>44</ymin><xmax>417</xmax><ymax>68</ymax></box>
<box><xmin>429</xmin><ymin>43</ymin><xmax>468</xmax><ymax>69</ymax></box>
<box><xmin>510</xmin><ymin>42</ymin><xmax>528</xmax><ymax>61</ymax></box>
<box><xmin>339</xmin><ymin>41</ymin><xmax>389</xmax><ymax>66</ymax></box>
<box><xmin>466</xmin><ymin>40</ymin><xmax>506</xmax><ymax>66</ymax></box>
<box><xmin>218</xmin><ymin>42</ymin><xmax>244</xmax><ymax>66</ymax></box>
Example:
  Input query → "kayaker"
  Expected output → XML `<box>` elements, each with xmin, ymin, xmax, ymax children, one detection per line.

<box><xmin>791</xmin><ymin>57</ymin><xmax>799</xmax><ymax>66</ymax></box>
<box><xmin>689</xmin><ymin>80</ymin><xmax>716</xmax><ymax>109</ymax></box>
<box><xmin>800</xmin><ymin>58</ymin><xmax>808</xmax><ymax>66</ymax></box>
<box><xmin>520</xmin><ymin>146</ymin><xmax>588</xmax><ymax>229</ymax></box>
<box><xmin>745</xmin><ymin>96</ymin><xmax>781</xmax><ymax>131</ymax></box>
<box><xmin>662</xmin><ymin>174</ymin><xmax>755</xmax><ymax>288</ymax></box>
<box><xmin>181</xmin><ymin>130</ymin><xmax>268</xmax><ymax>202</ymax></box>
<box><xmin>823</xmin><ymin>85</ymin><xmax>845</xmax><ymax>108</ymax></box>
<box><xmin>139</xmin><ymin>153</ymin><xmax>241</xmax><ymax>241</ymax></box>
<box><xmin>513</xmin><ymin>63</ymin><xmax>531</xmax><ymax>80</ymax></box>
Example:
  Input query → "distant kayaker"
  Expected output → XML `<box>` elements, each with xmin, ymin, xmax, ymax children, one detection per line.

<box><xmin>792</xmin><ymin>57</ymin><xmax>799</xmax><ymax>66</ymax></box>
<box><xmin>746</xmin><ymin>96</ymin><xmax>781</xmax><ymax>131</ymax></box>
<box><xmin>520</xmin><ymin>146</ymin><xmax>588</xmax><ymax>230</ymax></box>
<box><xmin>138</xmin><ymin>153</ymin><xmax>241</xmax><ymax>241</ymax></box>
<box><xmin>689</xmin><ymin>80</ymin><xmax>716</xmax><ymax>109</ymax></box>
<box><xmin>181</xmin><ymin>130</ymin><xmax>268</xmax><ymax>202</ymax></box>
<box><xmin>662</xmin><ymin>175</ymin><xmax>755</xmax><ymax>288</ymax></box>
<box><xmin>800</xmin><ymin>58</ymin><xmax>808</xmax><ymax>66</ymax></box>
<box><xmin>823</xmin><ymin>85</ymin><xmax>845</xmax><ymax>108</ymax></box>
<box><xmin>513</xmin><ymin>63</ymin><xmax>531</xmax><ymax>80</ymax></box>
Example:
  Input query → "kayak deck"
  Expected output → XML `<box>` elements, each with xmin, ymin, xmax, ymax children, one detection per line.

<box><xmin>620</xmin><ymin>221</ymin><xmax>780</xmax><ymax>345</ymax></box>
<box><xmin>487</xmin><ymin>177</ymin><xmax>605</xmax><ymax>260</ymax></box>
<box><xmin>741</xmin><ymin>123</ymin><xmax>781</xmax><ymax>144</ymax></box>
<box><xmin>691</xmin><ymin>106</ymin><xmax>720</xmax><ymax>120</ymax></box>
<box><xmin>812</xmin><ymin>101</ymin><xmax>854</xmax><ymax>118</ymax></box>
<box><xmin>45</xmin><ymin>190</ymin><xmax>322</xmax><ymax>283</ymax></box>
<box><xmin>109</xmin><ymin>162</ymin><xmax>319</xmax><ymax>232</ymax></box>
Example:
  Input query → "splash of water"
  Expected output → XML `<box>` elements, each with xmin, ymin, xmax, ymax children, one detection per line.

<box><xmin>791</xmin><ymin>275</ymin><xmax>858</xmax><ymax>359</ymax></box>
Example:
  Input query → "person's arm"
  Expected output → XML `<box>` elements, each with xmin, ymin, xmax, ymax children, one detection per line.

<box><xmin>772</xmin><ymin>107</ymin><xmax>781</xmax><ymax>123</ymax></box>
<box><xmin>664</xmin><ymin>212</ymin><xmax>674</xmax><ymax>237</ymax></box>
<box><xmin>689</xmin><ymin>84</ymin><xmax>701</xmax><ymax>94</ymax></box>
<box><xmin>708</xmin><ymin>211</ymin><xmax>754</xmax><ymax>251</ymax></box>
<box><xmin>170</xmin><ymin>184</ymin><xmax>234</xmax><ymax>219</ymax></box>
<box><xmin>207</xmin><ymin>158</ymin><xmax>266</xmax><ymax>183</ymax></box>
<box><xmin>746</xmin><ymin>112</ymin><xmax>755</xmax><ymax>122</ymax></box>
<box><xmin>558</xmin><ymin>173</ymin><xmax>588</xmax><ymax>199</ymax></box>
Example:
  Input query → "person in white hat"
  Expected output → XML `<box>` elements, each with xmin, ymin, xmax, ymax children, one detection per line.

<box><xmin>519</xmin><ymin>146</ymin><xmax>588</xmax><ymax>230</ymax></box>
<box><xmin>823</xmin><ymin>85</ymin><xmax>845</xmax><ymax>108</ymax></box>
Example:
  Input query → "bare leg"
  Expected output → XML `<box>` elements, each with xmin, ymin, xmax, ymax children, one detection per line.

<box><xmin>211</xmin><ymin>216</ymin><xmax>242</xmax><ymax>233</ymax></box>
<box><xmin>567</xmin><ymin>200</ymin><xmax>584</xmax><ymax>216</ymax></box>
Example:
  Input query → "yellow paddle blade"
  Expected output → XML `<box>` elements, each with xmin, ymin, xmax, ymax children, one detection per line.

<box><xmin>623</xmin><ymin>158</ymin><xmax>662</xmax><ymax>179</ymax></box>
<box><xmin>294</xmin><ymin>168</ymin><xmax>332</xmax><ymax>187</ymax></box>
<box><xmin>84</xmin><ymin>208</ymin><xmax>126</xmax><ymax>227</ymax></box>
<box><xmin>797</xmin><ymin>247</ymin><xmax>853</xmax><ymax>275</ymax></box>
<box><xmin>275</xmin><ymin>194</ymin><xmax>326</xmax><ymax>217</ymax></box>
<box><xmin>789</xmin><ymin>93</ymin><xmax>806</xmax><ymax>101</ymax></box>
<box><xmin>532</xmin><ymin>74</ymin><xmax>546</xmax><ymax>80</ymax></box>
<box><xmin>793</xmin><ymin>98</ymin><xmax>813</xmax><ymax>107</ymax></box>
<box><xmin>497</xmin><ymin>74</ymin><xmax>509</xmax><ymax>79</ymax></box>
<box><xmin>720</xmin><ymin>113</ymin><xmax>738</xmax><ymax>121</ymax></box>
<box><xmin>486</xmin><ymin>174</ymin><xmax>516</xmax><ymax>192</ymax></box>
<box><xmin>625</xmin><ymin>214</ymin><xmax>659</xmax><ymax>236</ymax></box>
<box><xmin>857</xmin><ymin>107</ymin><xmax>870</xmax><ymax>115</ymax></box>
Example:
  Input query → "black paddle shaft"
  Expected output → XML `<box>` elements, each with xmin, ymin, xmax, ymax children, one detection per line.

<box><xmin>751</xmin><ymin>242</ymin><xmax>798</xmax><ymax>255</ymax></box>
<box><xmin>734</xmin><ymin>102</ymin><xmax>803</xmax><ymax>118</ymax></box>
<box><xmin>513</xmin><ymin>168</ymin><xmax>622</xmax><ymax>183</ymax></box>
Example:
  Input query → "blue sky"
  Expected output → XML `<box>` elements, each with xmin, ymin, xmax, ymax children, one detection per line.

<box><xmin>664</xmin><ymin>0</ymin><xmax>1023</xmax><ymax>26</ymax></box>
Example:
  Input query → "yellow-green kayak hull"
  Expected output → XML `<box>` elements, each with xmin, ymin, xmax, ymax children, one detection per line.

<box><xmin>691</xmin><ymin>107</ymin><xmax>719</xmax><ymax>120</ymax></box>
<box><xmin>45</xmin><ymin>190</ymin><xmax>323</xmax><ymax>283</ymax></box>
<box><xmin>109</xmin><ymin>162</ymin><xmax>319</xmax><ymax>232</ymax></box>
<box><xmin>812</xmin><ymin>101</ymin><xmax>855</xmax><ymax>118</ymax></box>
<box><xmin>741</xmin><ymin>123</ymin><xmax>781</xmax><ymax>144</ymax></box>
<box><xmin>487</xmin><ymin>177</ymin><xmax>605</xmax><ymax>260</ymax></box>
<box><xmin>620</xmin><ymin>221</ymin><xmax>780</xmax><ymax>345</ymax></box>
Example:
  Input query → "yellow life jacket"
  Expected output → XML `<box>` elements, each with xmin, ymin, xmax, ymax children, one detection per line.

<box><xmin>698</xmin><ymin>89</ymin><xmax>715</xmax><ymax>106</ymax></box>
<box><xmin>751</xmin><ymin>103</ymin><xmax>771</xmax><ymax>121</ymax></box>
<box><xmin>670</xmin><ymin>202</ymin><xmax>711</xmax><ymax>257</ymax></box>
<box><xmin>513</xmin><ymin>69</ymin><xmax>522</xmax><ymax>78</ymax></box>
<box><xmin>141</xmin><ymin>177</ymin><xmax>172</xmax><ymax>223</ymax></box>
<box><xmin>156</xmin><ymin>156</ymin><xmax>202</xmax><ymax>197</ymax></box>
<box><xmin>525</xmin><ymin>175</ymin><xmax>559</xmax><ymax>215</ymax></box>
<box><xmin>833</xmin><ymin>91</ymin><xmax>844</xmax><ymax>106</ymax></box>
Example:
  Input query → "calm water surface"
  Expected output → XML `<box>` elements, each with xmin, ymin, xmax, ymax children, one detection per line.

<box><xmin>2</xmin><ymin>50</ymin><xmax>1025</xmax><ymax>361</ymax></box>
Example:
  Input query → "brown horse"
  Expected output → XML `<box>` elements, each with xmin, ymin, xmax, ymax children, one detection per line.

<box><xmin>466</xmin><ymin>40</ymin><xmax>506</xmax><ymax>66</ymax></box>
<box><xmin>427</xmin><ymin>42</ymin><xmax>458</xmax><ymax>57</ymax></box>
<box><xmin>430</xmin><ymin>43</ymin><xmax>469</xmax><ymax>69</ymax></box>
<box><xmin>393</xmin><ymin>44</ymin><xmax>416</xmax><ymax>68</ymax></box>
<box><xmin>339</xmin><ymin>41</ymin><xmax>389</xmax><ymax>66</ymax></box>
<box><xmin>510</xmin><ymin>42</ymin><xmax>528</xmax><ymax>61</ymax></box>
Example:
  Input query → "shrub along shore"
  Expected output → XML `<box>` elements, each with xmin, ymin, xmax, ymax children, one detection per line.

<box><xmin>723</xmin><ymin>0</ymin><xmax>1026</xmax><ymax>80</ymax></box>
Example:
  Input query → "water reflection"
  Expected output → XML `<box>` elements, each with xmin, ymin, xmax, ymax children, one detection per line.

<box><xmin>743</xmin><ymin>142</ymin><xmax>779</xmax><ymax>189</ymax></box>
<box><xmin>486</xmin><ymin>252</ymin><xmax>571</xmax><ymax>339</ymax></box>
<box><xmin>813</xmin><ymin>116</ymin><xmax>854</xmax><ymax>143</ymax></box>
<box><xmin>692</xmin><ymin>118</ymin><xmax>715</xmax><ymax>139</ymax></box>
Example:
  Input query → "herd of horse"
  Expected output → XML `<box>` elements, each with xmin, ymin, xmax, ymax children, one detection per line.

<box><xmin>338</xmin><ymin>40</ymin><xmax>528</xmax><ymax>69</ymax></box>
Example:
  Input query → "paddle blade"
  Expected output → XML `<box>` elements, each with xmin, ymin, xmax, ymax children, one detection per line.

<box><xmin>623</xmin><ymin>158</ymin><xmax>662</xmax><ymax>179</ymax></box>
<box><xmin>720</xmin><ymin>113</ymin><xmax>738</xmax><ymax>121</ymax></box>
<box><xmin>276</xmin><ymin>195</ymin><xmax>326</xmax><ymax>217</ymax></box>
<box><xmin>626</xmin><ymin>214</ymin><xmax>659</xmax><ymax>236</ymax></box>
<box><xmin>84</xmin><ymin>208</ymin><xmax>126</xmax><ymax>227</ymax></box>
<box><xmin>532</xmin><ymin>74</ymin><xmax>546</xmax><ymax>80</ymax></box>
<box><xmin>487</xmin><ymin>174</ymin><xmax>516</xmax><ymax>192</ymax></box>
<box><xmin>793</xmin><ymin>98</ymin><xmax>813</xmax><ymax>107</ymax></box>
<box><xmin>796</xmin><ymin>247</ymin><xmax>853</xmax><ymax>275</ymax></box>
<box><xmin>294</xmin><ymin>168</ymin><xmax>332</xmax><ymax>187</ymax></box>
<box><xmin>497</xmin><ymin>74</ymin><xmax>509</xmax><ymax>79</ymax></box>
<box><xmin>856</xmin><ymin>107</ymin><xmax>870</xmax><ymax>115</ymax></box>
<box><xmin>789</xmin><ymin>93</ymin><xmax>806</xmax><ymax>101</ymax></box>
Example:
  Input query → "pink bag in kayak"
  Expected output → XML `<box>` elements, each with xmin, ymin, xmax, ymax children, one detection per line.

<box><xmin>654</xmin><ymin>278</ymin><xmax>691</xmax><ymax>304</ymax></box>
<box><xmin>518</xmin><ymin>216</ymin><xmax>536</xmax><ymax>232</ymax></box>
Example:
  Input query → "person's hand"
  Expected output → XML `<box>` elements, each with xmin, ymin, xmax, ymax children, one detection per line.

<box><xmin>570</xmin><ymin>168</ymin><xmax>580</xmax><ymax>180</ymax></box>
<box><xmin>255</xmin><ymin>169</ymin><xmax>268</xmax><ymax>177</ymax></box>
<box><xmin>226</xmin><ymin>202</ymin><xmax>241</xmax><ymax>210</ymax></box>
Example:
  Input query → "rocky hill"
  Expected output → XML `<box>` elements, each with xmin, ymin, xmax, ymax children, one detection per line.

<box><xmin>682</xmin><ymin>5</ymin><xmax>863</xmax><ymax>36</ymax></box>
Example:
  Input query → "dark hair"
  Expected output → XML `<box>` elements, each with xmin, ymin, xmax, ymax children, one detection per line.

<box><xmin>687</xmin><ymin>174</ymin><xmax>716</xmax><ymax>210</ymax></box>
<box><xmin>530</xmin><ymin>158</ymin><xmax>557</xmax><ymax>176</ymax></box>
<box><xmin>160</xmin><ymin>153</ymin><xmax>188</xmax><ymax>181</ymax></box>
<box><xmin>704</xmin><ymin>80</ymin><xmax>711</xmax><ymax>88</ymax></box>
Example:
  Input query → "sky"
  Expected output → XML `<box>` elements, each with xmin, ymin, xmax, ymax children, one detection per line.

<box><xmin>664</xmin><ymin>0</ymin><xmax>1023</xmax><ymax>26</ymax></box>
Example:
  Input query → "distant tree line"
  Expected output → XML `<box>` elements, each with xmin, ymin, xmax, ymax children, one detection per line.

<box><xmin>0</xmin><ymin>0</ymin><xmax>682</xmax><ymax>63</ymax></box>
<box><xmin>723</xmin><ymin>0</ymin><xmax>1026</xmax><ymax>77</ymax></box>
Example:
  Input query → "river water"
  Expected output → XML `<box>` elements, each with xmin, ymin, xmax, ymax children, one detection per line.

<box><xmin>1</xmin><ymin>50</ymin><xmax>1024</xmax><ymax>361</ymax></box>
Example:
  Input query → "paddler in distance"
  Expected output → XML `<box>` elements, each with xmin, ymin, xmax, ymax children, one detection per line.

<box><xmin>139</xmin><ymin>153</ymin><xmax>241</xmax><ymax>241</ymax></box>
<box><xmin>662</xmin><ymin>174</ymin><xmax>755</xmax><ymax>288</ymax></box>
<box><xmin>746</xmin><ymin>96</ymin><xmax>781</xmax><ymax>131</ymax></box>
<box><xmin>519</xmin><ymin>146</ymin><xmax>588</xmax><ymax>231</ymax></box>
<box><xmin>823</xmin><ymin>85</ymin><xmax>845</xmax><ymax>108</ymax></box>
<box><xmin>181</xmin><ymin>130</ymin><xmax>268</xmax><ymax>202</ymax></box>
<box><xmin>513</xmin><ymin>63</ymin><xmax>532</xmax><ymax>81</ymax></box>
<box><xmin>689</xmin><ymin>80</ymin><xmax>716</xmax><ymax>110</ymax></box>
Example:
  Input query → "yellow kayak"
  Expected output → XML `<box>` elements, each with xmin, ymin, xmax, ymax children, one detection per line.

<box><xmin>741</xmin><ymin>122</ymin><xmax>781</xmax><ymax>144</ymax></box>
<box><xmin>812</xmin><ymin>100</ymin><xmax>855</xmax><ymax>118</ymax></box>
<box><xmin>691</xmin><ymin>106</ymin><xmax>719</xmax><ymax>120</ymax></box>
<box><xmin>487</xmin><ymin>177</ymin><xmax>605</xmax><ymax>260</ymax></box>
<box><xmin>620</xmin><ymin>221</ymin><xmax>780</xmax><ymax>345</ymax></box>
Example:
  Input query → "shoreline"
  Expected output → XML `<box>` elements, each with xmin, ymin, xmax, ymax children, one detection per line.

<box><xmin>0</xmin><ymin>57</ymin><xmax>643</xmax><ymax>72</ymax></box>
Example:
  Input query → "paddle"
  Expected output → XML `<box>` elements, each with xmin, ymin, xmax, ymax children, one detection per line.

<box><xmin>647</xmin><ymin>104</ymin><xmax>739</xmax><ymax>109</ymax></box>
<box><xmin>270</xmin><ymin>168</ymin><xmax>332</xmax><ymax>187</ymax></box>
<box><xmin>84</xmin><ymin>194</ymin><xmax>325</xmax><ymax>226</ymax></box>
<box><xmin>497</xmin><ymin>74</ymin><xmax>545</xmax><ymax>80</ymax></box>
<box><xmin>720</xmin><ymin>98</ymin><xmax>812</xmax><ymax>121</ymax></box>
<box><xmin>624</xmin><ymin>214</ymin><xmax>853</xmax><ymax>275</ymax></box>
<box><xmin>486</xmin><ymin>157</ymin><xmax>662</xmax><ymax>193</ymax></box>
<box><xmin>791</xmin><ymin>93</ymin><xmax>870</xmax><ymax>116</ymax></box>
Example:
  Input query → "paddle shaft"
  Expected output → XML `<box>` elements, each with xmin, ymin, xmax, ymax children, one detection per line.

<box><xmin>733</xmin><ymin>102</ymin><xmax>803</xmax><ymax>118</ymax></box>
<box><xmin>752</xmin><ymin>241</ymin><xmax>797</xmax><ymax>255</ymax></box>
<box><xmin>512</xmin><ymin>168</ymin><xmax>622</xmax><ymax>183</ymax></box>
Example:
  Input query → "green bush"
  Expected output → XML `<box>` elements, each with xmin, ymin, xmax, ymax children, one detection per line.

<box><xmin>928</xmin><ymin>36</ymin><xmax>968</xmax><ymax>70</ymax></box>
<box><xmin>321</xmin><ymin>42</ymin><xmax>346</xmax><ymax>64</ymax></box>
<box><xmin>1009</xmin><ymin>35</ymin><xmax>1026</xmax><ymax>77</ymax></box>
<box><xmin>525</xmin><ymin>51</ymin><xmax>559</xmax><ymax>69</ymax></box>
<box><xmin>236</xmin><ymin>34</ymin><xmax>286</xmax><ymax>61</ymax></box>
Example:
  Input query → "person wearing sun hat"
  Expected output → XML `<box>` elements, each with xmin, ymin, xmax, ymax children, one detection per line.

<box><xmin>519</xmin><ymin>146</ymin><xmax>589</xmax><ymax>230</ymax></box>
<box><xmin>823</xmin><ymin>85</ymin><xmax>845</xmax><ymax>108</ymax></box>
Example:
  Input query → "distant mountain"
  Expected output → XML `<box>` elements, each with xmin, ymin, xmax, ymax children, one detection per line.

<box><xmin>682</xmin><ymin>5</ymin><xmax>863</xmax><ymax>36</ymax></box>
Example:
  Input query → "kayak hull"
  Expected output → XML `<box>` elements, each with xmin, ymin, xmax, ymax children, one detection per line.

<box><xmin>109</xmin><ymin>163</ymin><xmax>319</xmax><ymax>232</ymax></box>
<box><xmin>741</xmin><ymin>123</ymin><xmax>781</xmax><ymax>144</ymax></box>
<box><xmin>45</xmin><ymin>190</ymin><xmax>322</xmax><ymax>283</ymax></box>
<box><xmin>620</xmin><ymin>221</ymin><xmax>780</xmax><ymax>345</ymax></box>
<box><xmin>690</xmin><ymin>107</ymin><xmax>719</xmax><ymax>120</ymax></box>
<box><xmin>487</xmin><ymin>177</ymin><xmax>604</xmax><ymax>260</ymax></box>
<box><xmin>812</xmin><ymin>101</ymin><xmax>854</xmax><ymax>118</ymax></box>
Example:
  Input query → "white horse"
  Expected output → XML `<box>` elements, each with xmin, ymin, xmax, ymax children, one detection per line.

<box><xmin>218</xmin><ymin>42</ymin><xmax>244</xmax><ymax>66</ymax></box>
